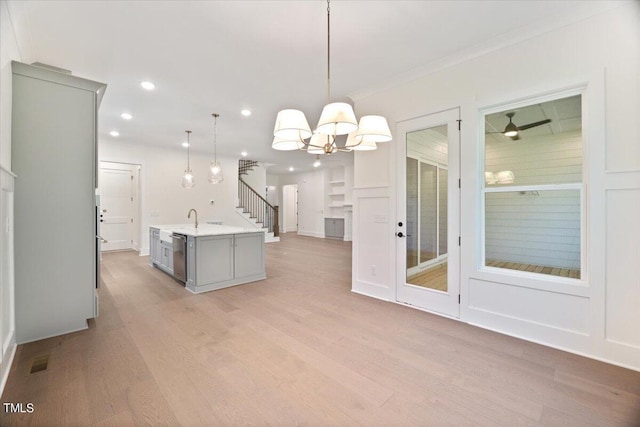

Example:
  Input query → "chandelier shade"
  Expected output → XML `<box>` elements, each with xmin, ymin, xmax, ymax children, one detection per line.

<box><xmin>274</xmin><ymin>109</ymin><xmax>312</xmax><ymax>140</ymax></box>
<box><xmin>272</xmin><ymin>136</ymin><xmax>305</xmax><ymax>151</ymax></box>
<box><xmin>345</xmin><ymin>132</ymin><xmax>377</xmax><ymax>151</ymax></box>
<box><xmin>316</xmin><ymin>102</ymin><xmax>358</xmax><ymax>136</ymax></box>
<box><xmin>356</xmin><ymin>115</ymin><xmax>392</xmax><ymax>143</ymax></box>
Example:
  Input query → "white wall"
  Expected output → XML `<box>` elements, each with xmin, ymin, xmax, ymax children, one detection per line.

<box><xmin>272</xmin><ymin>170</ymin><xmax>326</xmax><ymax>238</ymax></box>
<box><xmin>242</xmin><ymin>162</ymin><xmax>266</xmax><ymax>199</ymax></box>
<box><xmin>99</xmin><ymin>140</ymin><xmax>247</xmax><ymax>255</ymax></box>
<box><xmin>351</xmin><ymin>3</ymin><xmax>640</xmax><ymax>371</ymax></box>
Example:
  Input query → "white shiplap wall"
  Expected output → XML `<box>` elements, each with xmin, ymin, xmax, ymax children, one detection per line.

<box><xmin>485</xmin><ymin>129</ymin><xmax>582</xmax><ymax>269</ymax></box>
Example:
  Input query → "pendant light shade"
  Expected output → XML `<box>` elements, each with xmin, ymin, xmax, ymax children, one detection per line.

<box><xmin>181</xmin><ymin>130</ymin><xmax>195</xmax><ymax>188</ymax></box>
<box><xmin>316</xmin><ymin>102</ymin><xmax>358</xmax><ymax>136</ymax></box>
<box><xmin>274</xmin><ymin>109</ymin><xmax>312</xmax><ymax>140</ymax></box>
<box><xmin>345</xmin><ymin>132</ymin><xmax>377</xmax><ymax>151</ymax></box>
<box><xmin>356</xmin><ymin>115</ymin><xmax>392</xmax><ymax>143</ymax></box>
<box><xmin>208</xmin><ymin>113</ymin><xmax>224</xmax><ymax>184</ymax></box>
<box><xmin>182</xmin><ymin>170</ymin><xmax>195</xmax><ymax>188</ymax></box>
<box><xmin>272</xmin><ymin>136</ymin><xmax>305</xmax><ymax>151</ymax></box>
<box><xmin>208</xmin><ymin>161</ymin><xmax>224</xmax><ymax>184</ymax></box>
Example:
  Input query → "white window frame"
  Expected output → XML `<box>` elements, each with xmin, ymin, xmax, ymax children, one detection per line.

<box><xmin>478</xmin><ymin>88</ymin><xmax>588</xmax><ymax>286</ymax></box>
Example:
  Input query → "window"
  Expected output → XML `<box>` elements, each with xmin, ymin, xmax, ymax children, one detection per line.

<box><xmin>482</xmin><ymin>93</ymin><xmax>584</xmax><ymax>280</ymax></box>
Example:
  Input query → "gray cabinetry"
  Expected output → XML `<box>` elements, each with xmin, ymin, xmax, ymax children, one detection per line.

<box><xmin>160</xmin><ymin>241</ymin><xmax>174</xmax><ymax>274</ymax></box>
<box><xmin>150</xmin><ymin>228</ymin><xmax>160</xmax><ymax>265</ymax></box>
<box><xmin>185</xmin><ymin>232</ymin><xmax>265</xmax><ymax>294</ymax></box>
<box><xmin>234</xmin><ymin>233</ymin><xmax>265</xmax><ymax>279</ymax></box>
<box><xmin>149</xmin><ymin>227</ymin><xmax>173</xmax><ymax>275</ymax></box>
<box><xmin>324</xmin><ymin>218</ymin><xmax>345</xmax><ymax>240</ymax></box>
<box><xmin>12</xmin><ymin>61</ymin><xmax>106</xmax><ymax>344</ymax></box>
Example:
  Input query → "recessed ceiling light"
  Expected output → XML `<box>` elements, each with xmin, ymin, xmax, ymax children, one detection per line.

<box><xmin>121</xmin><ymin>112</ymin><xmax>132</xmax><ymax>120</ymax></box>
<box><xmin>140</xmin><ymin>81</ymin><xmax>155</xmax><ymax>90</ymax></box>
<box><xmin>313</xmin><ymin>160</ymin><xmax>321</xmax><ymax>168</ymax></box>
<box><xmin>110</xmin><ymin>131</ymin><xmax>120</xmax><ymax>137</ymax></box>
<box><xmin>241</xmin><ymin>151</ymin><xmax>248</xmax><ymax>157</ymax></box>
<box><xmin>241</xmin><ymin>109</ymin><xmax>251</xmax><ymax>117</ymax></box>
<box><xmin>289</xmin><ymin>166</ymin><xmax>294</xmax><ymax>172</ymax></box>
<box><xmin>182</xmin><ymin>142</ymin><xmax>189</xmax><ymax>148</ymax></box>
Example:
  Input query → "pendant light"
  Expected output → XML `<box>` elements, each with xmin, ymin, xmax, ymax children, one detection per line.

<box><xmin>181</xmin><ymin>130</ymin><xmax>195</xmax><ymax>188</ymax></box>
<box><xmin>208</xmin><ymin>113</ymin><xmax>224</xmax><ymax>184</ymax></box>
<box><xmin>272</xmin><ymin>0</ymin><xmax>392</xmax><ymax>154</ymax></box>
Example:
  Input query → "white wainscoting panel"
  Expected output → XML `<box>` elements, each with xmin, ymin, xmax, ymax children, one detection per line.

<box><xmin>352</xmin><ymin>190</ymin><xmax>393</xmax><ymax>301</ymax></box>
<box><xmin>468</xmin><ymin>278</ymin><xmax>589</xmax><ymax>335</ymax></box>
<box><xmin>605</xmin><ymin>189</ymin><xmax>640</xmax><ymax>348</ymax></box>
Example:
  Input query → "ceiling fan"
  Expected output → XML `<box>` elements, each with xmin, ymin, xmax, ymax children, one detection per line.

<box><xmin>491</xmin><ymin>112</ymin><xmax>552</xmax><ymax>140</ymax></box>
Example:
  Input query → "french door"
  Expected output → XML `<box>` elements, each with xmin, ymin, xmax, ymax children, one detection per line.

<box><xmin>396</xmin><ymin>108</ymin><xmax>461</xmax><ymax>317</ymax></box>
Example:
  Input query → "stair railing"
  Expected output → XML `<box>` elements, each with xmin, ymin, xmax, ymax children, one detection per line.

<box><xmin>238</xmin><ymin>177</ymin><xmax>279</xmax><ymax>237</ymax></box>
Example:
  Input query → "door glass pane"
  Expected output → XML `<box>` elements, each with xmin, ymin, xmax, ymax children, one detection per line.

<box><xmin>406</xmin><ymin>158</ymin><xmax>418</xmax><ymax>269</ymax></box>
<box><xmin>439</xmin><ymin>168</ymin><xmax>448</xmax><ymax>256</ymax></box>
<box><xmin>406</xmin><ymin>125</ymin><xmax>448</xmax><ymax>292</ymax></box>
<box><xmin>420</xmin><ymin>163</ymin><xmax>437</xmax><ymax>263</ymax></box>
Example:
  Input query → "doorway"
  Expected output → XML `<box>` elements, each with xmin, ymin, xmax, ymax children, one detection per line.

<box><xmin>282</xmin><ymin>184</ymin><xmax>298</xmax><ymax>233</ymax></box>
<box><xmin>396</xmin><ymin>108</ymin><xmax>461</xmax><ymax>317</ymax></box>
<box><xmin>99</xmin><ymin>162</ymin><xmax>141</xmax><ymax>252</ymax></box>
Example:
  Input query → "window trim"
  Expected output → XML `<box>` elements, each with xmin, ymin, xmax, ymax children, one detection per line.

<box><xmin>478</xmin><ymin>88</ymin><xmax>588</xmax><ymax>285</ymax></box>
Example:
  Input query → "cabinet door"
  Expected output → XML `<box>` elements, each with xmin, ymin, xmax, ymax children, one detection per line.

<box><xmin>234</xmin><ymin>233</ymin><xmax>265</xmax><ymax>279</ymax></box>
<box><xmin>196</xmin><ymin>235</ymin><xmax>234</xmax><ymax>285</ymax></box>
<box><xmin>166</xmin><ymin>243</ymin><xmax>173</xmax><ymax>271</ymax></box>
<box><xmin>161</xmin><ymin>242</ymin><xmax>171</xmax><ymax>268</ymax></box>
<box><xmin>151</xmin><ymin>230</ymin><xmax>160</xmax><ymax>264</ymax></box>
<box><xmin>324</xmin><ymin>218</ymin><xmax>334</xmax><ymax>238</ymax></box>
<box><xmin>335</xmin><ymin>219</ymin><xmax>345</xmax><ymax>238</ymax></box>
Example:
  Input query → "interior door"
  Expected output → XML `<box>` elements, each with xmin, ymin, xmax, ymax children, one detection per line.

<box><xmin>396</xmin><ymin>108</ymin><xmax>460</xmax><ymax>317</ymax></box>
<box><xmin>99</xmin><ymin>168</ymin><xmax>133</xmax><ymax>251</ymax></box>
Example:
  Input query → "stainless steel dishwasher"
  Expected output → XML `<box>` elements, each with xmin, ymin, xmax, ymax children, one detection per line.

<box><xmin>172</xmin><ymin>233</ymin><xmax>187</xmax><ymax>284</ymax></box>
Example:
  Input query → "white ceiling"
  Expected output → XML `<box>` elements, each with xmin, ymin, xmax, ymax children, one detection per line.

<box><xmin>10</xmin><ymin>0</ymin><xmax>620</xmax><ymax>174</ymax></box>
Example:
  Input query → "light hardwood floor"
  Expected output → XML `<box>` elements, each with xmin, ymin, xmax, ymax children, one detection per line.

<box><xmin>1</xmin><ymin>234</ymin><xmax>639</xmax><ymax>426</ymax></box>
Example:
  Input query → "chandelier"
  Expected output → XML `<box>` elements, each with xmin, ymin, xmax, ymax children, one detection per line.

<box><xmin>272</xmin><ymin>0</ymin><xmax>391</xmax><ymax>155</ymax></box>
<box><xmin>208</xmin><ymin>113</ymin><xmax>224</xmax><ymax>184</ymax></box>
<box><xmin>181</xmin><ymin>130</ymin><xmax>195</xmax><ymax>188</ymax></box>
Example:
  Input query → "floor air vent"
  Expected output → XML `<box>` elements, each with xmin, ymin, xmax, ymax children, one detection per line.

<box><xmin>30</xmin><ymin>354</ymin><xmax>50</xmax><ymax>374</ymax></box>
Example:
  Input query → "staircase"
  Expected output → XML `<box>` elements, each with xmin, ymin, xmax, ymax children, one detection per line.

<box><xmin>237</xmin><ymin>160</ymin><xmax>280</xmax><ymax>243</ymax></box>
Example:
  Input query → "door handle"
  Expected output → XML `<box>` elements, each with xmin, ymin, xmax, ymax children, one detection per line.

<box><xmin>397</xmin><ymin>232</ymin><xmax>405</xmax><ymax>238</ymax></box>
<box><xmin>97</xmin><ymin>236</ymin><xmax>108</xmax><ymax>243</ymax></box>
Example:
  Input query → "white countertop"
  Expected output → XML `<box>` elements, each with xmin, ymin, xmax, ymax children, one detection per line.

<box><xmin>150</xmin><ymin>223</ymin><xmax>262</xmax><ymax>238</ymax></box>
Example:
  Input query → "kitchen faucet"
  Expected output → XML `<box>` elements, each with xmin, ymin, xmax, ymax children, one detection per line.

<box><xmin>188</xmin><ymin>208</ymin><xmax>198</xmax><ymax>229</ymax></box>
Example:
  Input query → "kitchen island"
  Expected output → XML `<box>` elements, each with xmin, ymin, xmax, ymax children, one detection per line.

<box><xmin>149</xmin><ymin>224</ymin><xmax>266</xmax><ymax>294</ymax></box>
